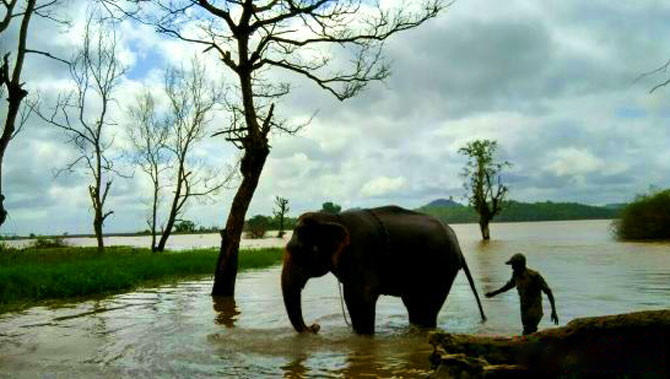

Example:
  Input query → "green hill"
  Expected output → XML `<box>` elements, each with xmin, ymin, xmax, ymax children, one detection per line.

<box><xmin>417</xmin><ymin>200</ymin><xmax>621</xmax><ymax>224</ymax></box>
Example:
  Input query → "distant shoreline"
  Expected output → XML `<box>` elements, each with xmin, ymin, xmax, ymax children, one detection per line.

<box><xmin>0</xmin><ymin>219</ymin><xmax>619</xmax><ymax>241</ymax></box>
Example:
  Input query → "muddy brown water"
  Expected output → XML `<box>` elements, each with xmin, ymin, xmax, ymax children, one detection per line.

<box><xmin>1</xmin><ymin>220</ymin><xmax>669</xmax><ymax>377</ymax></box>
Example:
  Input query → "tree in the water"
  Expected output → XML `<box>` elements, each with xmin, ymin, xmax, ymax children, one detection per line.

<box><xmin>104</xmin><ymin>0</ymin><xmax>446</xmax><ymax>296</ymax></box>
<box><xmin>321</xmin><ymin>202</ymin><xmax>341</xmax><ymax>214</ymax></box>
<box><xmin>273</xmin><ymin>196</ymin><xmax>289</xmax><ymax>238</ymax></box>
<box><xmin>458</xmin><ymin>139</ymin><xmax>510</xmax><ymax>240</ymax></box>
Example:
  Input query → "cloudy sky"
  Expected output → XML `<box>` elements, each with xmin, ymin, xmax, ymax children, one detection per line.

<box><xmin>1</xmin><ymin>0</ymin><xmax>669</xmax><ymax>235</ymax></box>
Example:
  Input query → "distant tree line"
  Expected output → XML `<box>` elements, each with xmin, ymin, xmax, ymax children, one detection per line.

<box><xmin>418</xmin><ymin>200</ymin><xmax>622</xmax><ymax>224</ymax></box>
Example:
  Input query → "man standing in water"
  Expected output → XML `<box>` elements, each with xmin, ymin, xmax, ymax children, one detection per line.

<box><xmin>485</xmin><ymin>253</ymin><xmax>559</xmax><ymax>335</ymax></box>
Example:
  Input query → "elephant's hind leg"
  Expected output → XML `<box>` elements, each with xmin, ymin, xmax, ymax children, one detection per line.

<box><xmin>402</xmin><ymin>291</ymin><xmax>448</xmax><ymax>328</ymax></box>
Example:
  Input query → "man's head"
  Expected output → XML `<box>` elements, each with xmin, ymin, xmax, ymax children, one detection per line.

<box><xmin>505</xmin><ymin>253</ymin><xmax>526</xmax><ymax>272</ymax></box>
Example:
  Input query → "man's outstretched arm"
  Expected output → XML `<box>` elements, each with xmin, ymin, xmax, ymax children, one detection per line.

<box><xmin>485</xmin><ymin>278</ymin><xmax>515</xmax><ymax>298</ymax></box>
<box><xmin>541</xmin><ymin>277</ymin><xmax>558</xmax><ymax>324</ymax></box>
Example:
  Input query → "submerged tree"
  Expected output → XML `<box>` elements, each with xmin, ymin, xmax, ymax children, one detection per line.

<box><xmin>321</xmin><ymin>201</ymin><xmax>341</xmax><ymax>214</ymax></box>
<box><xmin>273</xmin><ymin>196</ymin><xmax>289</xmax><ymax>237</ymax></box>
<box><xmin>458</xmin><ymin>139</ymin><xmax>511</xmax><ymax>240</ymax></box>
<box><xmin>38</xmin><ymin>13</ymin><xmax>126</xmax><ymax>250</ymax></box>
<box><xmin>0</xmin><ymin>0</ymin><xmax>69</xmax><ymax>229</ymax></box>
<box><xmin>127</xmin><ymin>59</ymin><xmax>234</xmax><ymax>252</ymax></box>
<box><xmin>104</xmin><ymin>0</ymin><xmax>446</xmax><ymax>296</ymax></box>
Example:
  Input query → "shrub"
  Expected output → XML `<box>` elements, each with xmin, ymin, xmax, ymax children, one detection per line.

<box><xmin>245</xmin><ymin>215</ymin><xmax>269</xmax><ymax>239</ymax></box>
<box><xmin>612</xmin><ymin>189</ymin><xmax>670</xmax><ymax>241</ymax></box>
<box><xmin>31</xmin><ymin>236</ymin><xmax>69</xmax><ymax>249</ymax></box>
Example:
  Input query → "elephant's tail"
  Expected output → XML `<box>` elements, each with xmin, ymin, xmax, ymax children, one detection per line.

<box><xmin>461</xmin><ymin>255</ymin><xmax>487</xmax><ymax>322</ymax></box>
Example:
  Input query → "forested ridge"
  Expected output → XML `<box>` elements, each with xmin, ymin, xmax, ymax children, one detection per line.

<box><xmin>417</xmin><ymin>199</ymin><xmax>621</xmax><ymax>224</ymax></box>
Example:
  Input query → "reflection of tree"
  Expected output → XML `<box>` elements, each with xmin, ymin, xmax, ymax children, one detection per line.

<box><xmin>281</xmin><ymin>354</ymin><xmax>308</xmax><ymax>379</ymax></box>
<box><xmin>212</xmin><ymin>296</ymin><xmax>240</xmax><ymax>328</ymax></box>
<box><xmin>471</xmin><ymin>239</ymin><xmax>512</xmax><ymax>296</ymax></box>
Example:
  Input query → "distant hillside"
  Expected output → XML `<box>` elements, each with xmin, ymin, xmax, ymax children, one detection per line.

<box><xmin>417</xmin><ymin>200</ymin><xmax>621</xmax><ymax>224</ymax></box>
<box><xmin>425</xmin><ymin>198</ymin><xmax>464</xmax><ymax>208</ymax></box>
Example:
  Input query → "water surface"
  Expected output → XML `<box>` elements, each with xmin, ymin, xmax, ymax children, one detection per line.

<box><xmin>1</xmin><ymin>220</ymin><xmax>668</xmax><ymax>377</ymax></box>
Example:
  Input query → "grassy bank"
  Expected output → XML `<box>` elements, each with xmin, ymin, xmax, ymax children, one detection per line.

<box><xmin>0</xmin><ymin>246</ymin><xmax>283</xmax><ymax>314</ymax></box>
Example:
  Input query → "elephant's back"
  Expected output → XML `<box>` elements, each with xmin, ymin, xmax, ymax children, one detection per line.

<box><xmin>373</xmin><ymin>207</ymin><xmax>463</xmax><ymax>267</ymax></box>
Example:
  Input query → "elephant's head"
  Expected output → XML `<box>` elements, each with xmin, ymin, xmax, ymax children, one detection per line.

<box><xmin>281</xmin><ymin>213</ymin><xmax>350</xmax><ymax>333</ymax></box>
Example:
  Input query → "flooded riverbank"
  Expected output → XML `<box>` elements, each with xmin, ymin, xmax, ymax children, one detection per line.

<box><xmin>1</xmin><ymin>220</ymin><xmax>669</xmax><ymax>377</ymax></box>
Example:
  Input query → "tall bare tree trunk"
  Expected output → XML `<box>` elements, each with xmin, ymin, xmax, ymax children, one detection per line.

<box><xmin>212</xmin><ymin>44</ymin><xmax>271</xmax><ymax>295</ymax></box>
<box><xmin>0</xmin><ymin>0</ymin><xmax>34</xmax><ymax>229</ymax></box>
<box><xmin>479</xmin><ymin>220</ymin><xmax>490</xmax><ymax>240</ymax></box>
<box><xmin>0</xmin><ymin>152</ymin><xmax>8</xmax><ymax>227</ymax></box>
<box><xmin>92</xmin><ymin>146</ymin><xmax>104</xmax><ymax>250</ymax></box>
<box><xmin>155</xmin><ymin>162</ymin><xmax>186</xmax><ymax>252</ymax></box>
<box><xmin>212</xmin><ymin>144</ymin><xmax>269</xmax><ymax>296</ymax></box>
<box><xmin>0</xmin><ymin>136</ymin><xmax>12</xmax><ymax>227</ymax></box>
<box><xmin>94</xmin><ymin>213</ymin><xmax>104</xmax><ymax>249</ymax></box>
<box><xmin>0</xmin><ymin>96</ymin><xmax>25</xmax><ymax>226</ymax></box>
<box><xmin>150</xmin><ymin>180</ymin><xmax>159</xmax><ymax>251</ymax></box>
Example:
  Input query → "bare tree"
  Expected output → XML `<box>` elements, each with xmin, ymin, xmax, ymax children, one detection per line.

<box><xmin>273</xmin><ymin>196</ymin><xmax>289</xmax><ymax>238</ymax></box>
<box><xmin>127</xmin><ymin>59</ymin><xmax>234</xmax><ymax>252</ymax></box>
<box><xmin>103</xmin><ymin>0</ymin><xmax>446</xmax><ymax>296</ymax></box>
<box><xmin>0</xmin><ymin>0</ymin><xmax>69</xmax><ymax>229</ymax></box>
<box><xmin>127</xmin><ymin>89</ymin><xmax>169</xmax><ymax>251</ymax></box>
<box><xmin>156</xmin><ymin>60</ymin><xmax>233</xmax><ymax>252</ymax></box>
<box><xmin>38</xmin><ymin>13</ymin><xmax>126</xmax><ymax>250</ymax></box>
<box><xmin>458</xmin><ymin>139</ymin><xmax>511</xmax><ymax>240</ymax></box>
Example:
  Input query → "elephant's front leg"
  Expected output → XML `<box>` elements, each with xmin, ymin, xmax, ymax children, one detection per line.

<box><xmin>343</xmin><ymin>285</ymin><xmax>379</xmax><ymax>335</ymax></box>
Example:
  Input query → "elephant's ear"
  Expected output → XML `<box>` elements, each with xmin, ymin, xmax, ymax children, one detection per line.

<box><xmin>316</xmin><ymin>222</ymin><xmax>350</xmax><ymax>269</ymax></box>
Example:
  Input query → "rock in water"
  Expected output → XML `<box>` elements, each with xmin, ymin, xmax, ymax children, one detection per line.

<box><xmin>430</xmin><ymin>310</ymin><xmax>670</xmax><ymax>378</ymax></box>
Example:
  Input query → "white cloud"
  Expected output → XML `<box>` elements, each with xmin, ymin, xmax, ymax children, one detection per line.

<box><xmin>544</xmin><ymin>147</ymin><xmax>605</xmax><ymax>176</ymax></box>
<box><xmin>360</xmin><ymin>176</ymin><xmax>408</xmax><ymax>197</ymax></box>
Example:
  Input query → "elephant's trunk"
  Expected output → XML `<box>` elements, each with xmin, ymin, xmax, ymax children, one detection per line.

<box><xmin>281</xmin><ymin>256</ymin><xmax>310</xmax><ymax>332</ymax></box>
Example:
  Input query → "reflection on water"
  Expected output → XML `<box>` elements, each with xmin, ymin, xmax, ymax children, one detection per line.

<box><xmin>1</xmin><ymin>220</ymin><xmax>669</xmax><ymax>377</ymax></box>
<box><xmin>213</xmin><ymin>296</ymin><xmax>240</xmax><ymax>328</ymax></box>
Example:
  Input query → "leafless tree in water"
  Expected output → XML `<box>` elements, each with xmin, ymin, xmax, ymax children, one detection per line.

<box><xmin>273</xmin><ymin>196</ymin><xmax>289</xmax><ymax>238</ymax></box>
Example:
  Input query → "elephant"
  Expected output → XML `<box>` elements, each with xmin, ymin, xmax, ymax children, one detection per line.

<box><xmin>281</xmin><ymin>205</ymin><xmax>487</xmax><ymax>335</ymax></box>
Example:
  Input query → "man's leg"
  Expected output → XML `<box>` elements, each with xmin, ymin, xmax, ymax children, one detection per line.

<box><xmin>522</xmin><ymin>323</ymin><xmax>538</xmax><ymax>335</ymax></box>
<box><xmin>522</xmin><ymin>314</ymin><xmax>541</xmax><ymax>335</ymax></box>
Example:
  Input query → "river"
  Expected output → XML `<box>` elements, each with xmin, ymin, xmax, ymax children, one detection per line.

<box><xmin>1</xmin><ymin>220</ymin><xmax>669</xmax><ymax>377</ymax></box>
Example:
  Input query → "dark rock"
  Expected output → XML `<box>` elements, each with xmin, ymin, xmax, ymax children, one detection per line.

<box><xmin>430</xmin><ymin>310</ymin><xmax>670</xmax><ymax>378</ymax></box>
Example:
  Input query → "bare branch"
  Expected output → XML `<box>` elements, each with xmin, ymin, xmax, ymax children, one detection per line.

<box><xmin>25</xmin><ymin>48</ymin><xmax>70</xmax><ymax>65</ymax></box>
<box><xmin>0</xmin><ymin>0</ymin><xmax>18</xmax><ymax>34</ymax></box>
